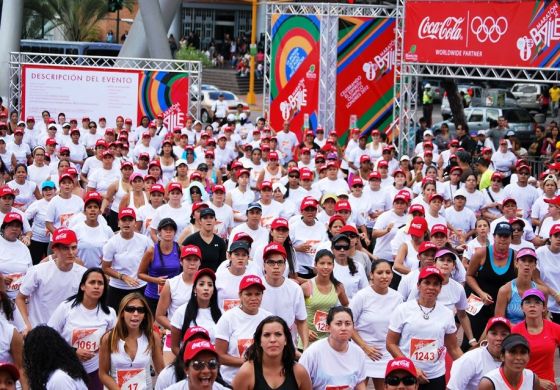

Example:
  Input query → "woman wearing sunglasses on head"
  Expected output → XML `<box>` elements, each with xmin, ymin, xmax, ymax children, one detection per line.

<box><xmin>232</xmin><ymin>316</ymin><xmax>312</xmax><ymax>390</ymax></box>
<box><xmin>98</xmin><ymin>292</ymin><xmax>163</xmax><ymax>390</ymax></box>
<box><xmin>165</xmin><ymin>338</ymin><xmax>227</xmax><ymax>390</ymax></box>
<box><xmin>48</xmin><ymin>268</ymin><xmax>116</xmax><ymax>390</ymax></box>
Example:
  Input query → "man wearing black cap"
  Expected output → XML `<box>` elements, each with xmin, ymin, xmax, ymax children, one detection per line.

<box><xmin>181</xmin><ymin>207</ymin><xmax>226</xmax><ymax>271</ymax></box>
<box><xmin>227</xmin><ymin>202</ymin><xmax>268</xmax><ymax>258</ymax></box>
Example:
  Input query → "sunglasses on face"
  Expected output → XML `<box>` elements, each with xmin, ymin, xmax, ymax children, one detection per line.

<box><xmin>333</xmin><ymin>244</ymin><xmax>350</xmax><ymax>251</ymax></box>
<box><xmin>123</xmin><ymin>305</ymin><xmax>146</xmax><ymax>314</ymax></box>
<box><xmin>385</xmin><ymin>376</ymin><xmax>417</xmax><ymax>386</ymax></box>
<box><xmin>265</xmin><ymin>260</ymin><xmax>286</xmax><ymax>267</ymax></box>
<box><xmin>289</xmin><ymin>175</ymin><xmax>299</xmax><ymax>179</ymax></box>
<box><xmin>191</xmin><ymin>359</ymin><xmax>219</xmax><ymax>371</ymax></box>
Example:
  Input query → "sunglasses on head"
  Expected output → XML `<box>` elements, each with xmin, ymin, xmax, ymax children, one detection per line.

<box><xmin>123</xmin><ymin>305</ymin><xmax>146</xmax><ymax>314</ymax></box>
<box><xmin>385</xmin><ymin>376</ymin><xmax>417</xmax><ymax>386</ymax></box>
<box><xmin>191</xmin><ymin>359</ymin><xmax>219</xmax><ymax>371</ymax></box>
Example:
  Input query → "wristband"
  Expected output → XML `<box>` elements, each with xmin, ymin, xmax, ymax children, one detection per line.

<box><xmin>468</xmin><ymin>338</ymin><xmax>477</xmax><ymax>344</ymax></box>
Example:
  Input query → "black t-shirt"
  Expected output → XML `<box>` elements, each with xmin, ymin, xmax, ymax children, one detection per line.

<box><xmin>182</xmin><ymin>232</ymin><xmax>227</xmax><ymax>272</ymax></box>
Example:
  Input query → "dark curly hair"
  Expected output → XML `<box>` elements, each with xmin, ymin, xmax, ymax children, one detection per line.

<box><xmin>244</xmin><ymin>316</ymin><xmax>295</xmax><ymax>376</ymax></box>
<box><xmin>23</xmin><ymin>325</ymin><xmax>89</xmax><ymax>390</ymax></box>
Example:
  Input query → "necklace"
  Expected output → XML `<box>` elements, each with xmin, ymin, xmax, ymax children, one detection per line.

<box><xmin>417</xmin><ymin>301</ymin><xmax>436</xmax><ymax>320</ymax></box>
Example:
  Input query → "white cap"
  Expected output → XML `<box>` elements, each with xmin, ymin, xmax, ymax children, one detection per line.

<box><xmin>454</xmin><ymin>188</ymin><xmax>468</xmax><ymax>198</ymax></box>
<box><xmin>400</xmin><ymin>155</ymin><xmax>410</xmax><ymax>162</ymax></box>
<box><xmin>425</xmin><ymin>83</ymin><xmax>431</xmax><ymax>88</ymax></box>
<box><xmin>336</xmin><ymin>189</ymin><xmax>349</xmax><ymax>197</ymax></box>
<box><xmin>193</xmin><ymin>120</ymin><xmax>202</xmax><ymax>126</ymax></box>
<box><xmin>239</xmin><ymin>113</ymin><xmax>247</xmax><ymax>120</ymax></box>
<box><xmin>423</xmin><ymin>130</ymin><xmax>433</xmax><ymax>137</ymax></box>
<box><xmin>226</xmin><ymin>113</ymin><xmax>236</xmax><ymax>122</ymax></box>
<box><xmin>175</xmin><ymin>159</ymin><xmax>188</xmax><ymax>167</ymax></box>
<box><xmin>477</xmin><ymin>129</ymin><xmax>487</xmax><ymax>136</ymax></box>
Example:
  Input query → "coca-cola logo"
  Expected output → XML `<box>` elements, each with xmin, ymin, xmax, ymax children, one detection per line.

<box><xmin>418</xmin><ymin>17</ymin><xmax>465</xmax><ymax>40</ymax></box>
<box><xmin>392</xmin><ymin>359</ymin><xmax>411</xmax><ymax>368</ymax></box>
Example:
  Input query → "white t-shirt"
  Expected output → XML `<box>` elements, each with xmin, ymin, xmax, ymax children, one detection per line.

<box><xmin>388</xmin><ymin>299</ymin><xmax>456</xmax><ymax>378</ymax></box>
<box><xmin>289</xmin><ymin>219</ymin><xmax>328</xmax><ymax>272</ymax></box>
<box><xmin>315</xmin><ymin>177</ymin><xmax>350</xmax><ymax>196</ymax></box>
<box><xmin>46</xmin><ymin>369</ymin><xmax>88</xmax><ymax>390</ymax></box>
<box><xmin>7</xmin><ymin>180</ymin><xmax>37</xmax><ymax>211</ymax></box>
<box><xmin>165</xmin><ymin>379</ymin><xmax>227</xmax><ymax>390</ymax></box>
<box><xmin>81</xmin><ymin>156</ymin><xmax>103</xmax><ymax>177</ymax></box>
<box><xmin>404</xmin><ymin>279</ymin><xmax>468</xmax><ymax>312</ymax></box>
<box><xmin>48</xmin><ymin>300</ymin><xmax>116</xmax><ymax>373</ymax></box>
<box><xmin>73</xmin><ymin>222</ymin><xmax>115</xmax><ymax>268</ymax></box>
<box><xmin>447</xmin><ymin>346</ymin><xmax>501</xmax><ymax>390</ymax></box>
<box><xmin>538</xmin><ymin>216</ymin><xmax>560</xmax><ymax>239</ymax></box>
<box><xmin>531</xmin><ymin>195</ymin><xmax>554</xmax><ymax>222</ymax></box>
<box><xmin>215</xmin><ymin>264</ymin><xmax>258</xmax><ymax>313</ymax></box>
<box><xmin>373</xmin><ymin>210</ymin><xmax>409</xmax><ymax>261</ymax></box>
<box><xmin>445</xmin><ymin>206</ymin><xmax>477</xmax><ymax>233</ymax></box>
<box><xmin>45</xmin><ymin>194</ymin><xmax>84</xmax><ymax>229</ymax></box>
<box><xmin>463</xmin><ymin>189</ymin><xmax>485</xmax><ymax>213</ymax></box>
<box><xmin>463</xmin><ymin>237</ymin><xmax>493</xmax><ymax>262</ymax></box>
<box><xmin>503</xmin><ymin>182</ymin><xmax>539</xmax><ymax>219</ymax></box>
<box><xmin>214</xmin><ymin>306</ymin><xmax>272</xmax><ymax>384</ymax></box>
<box><xmin>136</xmin><ymin>203</ymin><xmax>157</xmax><ymax>237</ymax></box>
<box><xmin>87</xmin><ymin>166</ymin><xmax>121</xmax><ymax>195</ymax></box>
<box><xmin>228</xmin><ymin>223</ymin><xmax>269</xmax><ymax>258</ymax></box>
<box><xmin>102</xmin><ymin>233</ymin><xmax>151</xmax><ymax>289</ymax></box>
<box><xmin>333</xmin><ymin>261</ymin><xmax>368</xmax><ymax>300</ymax></box>
<box><xmin>275</xmin><ymin>131</ymin><xmax>298</xmax><ymax>161</ymax></box>
<box><xmin>210</xmin><ymin>203</ymin><xmax>234</xmax><ymax>240</ymax></box>
<box><xmin>0</xmin><ymin>235</ymin><xmax>32</xmax><ymax>299</ymax></box>
<box><xmin>536</xmin><ymin>245</ymin><xmax>560</xmax><ymax>313</ymax></box>
<box><xmin>170</xmin><ymin>306</ymin><xmax>217</xmax><ymax>342</ymax></box>
<box><xmin>27</xmin><ymin>164</ymin><xmax>51</xmax><ymax>186</ymax></box>
<box><xmin>261</xmin><ymin>278</ymin><xmax>307</xmax><ymax>341</ymax></box>
<box><xmin>299</xmin><ymin>337</ymin><xmax>367</xmax><ymax>390</ymax></box>
<box><xmin>25</xmin><ymin>198</ymin><xmax>51</xmax><ymax>243</ymax></box>
<box><xmin>350</xmin><ymin>287</ymin><xmax>403</xmax><ymax>377</ymax></box>
<box><xmin>19</xmin><ymin>260</ymin><xmax>87</xmax><ymax>327</ymax></box>
<box><xmin>150</xmin><ymin>204</ymin><xmax>192</xmax><ymax>242</ymax></box>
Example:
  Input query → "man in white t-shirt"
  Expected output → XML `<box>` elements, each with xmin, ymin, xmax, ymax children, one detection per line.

<box><xmin>228</xmin><ymin>202</ymin><xmax>268</xmax><ymax>258</ymax></box>
<box><xmin>209</xmin><ymin>184</ymin><xmax>234</xmax><ymax>240</ymax></box>
<box><xmin>503</xmin><ymin>164</ymin><xmax>539</xmax><ymax>221</ymax></box>
<box><xmin>16</xmin><ymin>227</ymin><xmax>86</xmax><ymax>332</ymax></box>
<box><xmin>276</xmin><ymin>121</ymin><xmax>299</xmax><ymax>163</ymax></box>
<box><xmin>45</xmin><ymin>172</ymin><xmax>85</xmax><ymax>233</ymax></box>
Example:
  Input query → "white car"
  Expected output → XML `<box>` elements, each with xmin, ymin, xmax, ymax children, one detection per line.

<box><xmin>511</xmin><ymin>83</ymin><xmax>551</xmax><ymax>111</ymax></box>
<box><xmin>198</xmin><ymin>90</ymin><xmax>250</xmax><ymax>124</ymax></box>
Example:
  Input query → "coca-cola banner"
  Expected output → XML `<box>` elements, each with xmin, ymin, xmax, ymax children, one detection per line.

<box><xmin>336</xmin><ymin>17</ymin><xmax>395</xmax><ymax>142</ymax></box>
<box><xmin>269</xmin><ymin>14</ymin><xmax>321</xmax><ymax>138</ymax></box>
<box><xmin>404</xmin><ymin>0</ymin><xmax>560</xmax><ymax>68</ymax></box>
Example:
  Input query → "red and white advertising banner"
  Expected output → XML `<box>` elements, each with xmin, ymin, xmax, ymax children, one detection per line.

<box><xmin>404</xmin><ymin>0</ymin><xmax>560</xmax><ymax>68</ymax></box>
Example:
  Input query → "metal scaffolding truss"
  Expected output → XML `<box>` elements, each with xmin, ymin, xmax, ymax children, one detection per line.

<box><xmin>264</xmin><ymin>2</ymin><xmax>397</xmax><ymax>133</ymax></box>
<box><xmin>9</xmin><ymin>52</ymin><xmax>202</xmax><ymax>117</ymax></box>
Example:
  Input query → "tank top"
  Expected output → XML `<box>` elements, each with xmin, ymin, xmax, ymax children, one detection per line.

<box><xmin>127</xmin><ymin>191</ymin><xmax>149</xmax><ymax>213</ymax></box>
<box><xmin>160</xmin><ymin>159</ymin><xmax>175</xmax><ymax>184</ymax></box>
<box><xmin>303</xmin><ymin>279</ymin><xmax>339</xmax><ymax>345</ymax></box>
<box><xmin>254</xmin><ymin>362</ymin><xmax>299</xmax><ymax>390</ymax></box>
<box><xmin>145</xmin><ymin>242</ymin><xmax>182</xmax><ymax>299</ymax></box>
<box><xmin>397</xmin><ymin>241</ymin><xmax>419</xmax><ymax>276</ymax></box>
<box><xmin>167</xmin><ymin>275</ymin><xmax>193</xmax><ymax>320</ymax></box>
<box><xmin>263</xmin><ymin>166</ymin><xmax>283</xmax><ymax>184</ymax></box>
<box><xmin>483</xmin><ymin>367</ymin><xmax>535</xmax><ymax>390</ymax></box>
<box><xmin>111</xmin><ymin>179</ymin><xmax>128</xmax><ymax>213</ymax></box>
<box><xmin>506</xmin><ymin>280</ymin><xmax>536</xmax><ymax>325</ymax></box>
<box><xmin>110</xmin><ymin>334</ymin><xmax>152</xmax><ymax>389</ymax></box>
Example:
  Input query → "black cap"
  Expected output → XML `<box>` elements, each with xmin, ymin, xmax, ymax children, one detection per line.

<box><xmin>229</xmin><ymin>240</ymin><xmax>250</xmax><ymax>253</ymax></box>
<box><xmin>494</xmin><ymin>222</ymin><xmax>513</xmax><ymax>236</ymax></box>
<box><xmin>157</xmin><ymin>217</ymin><xmax>177</xmax><ymax>231</ymax></box>
<box><xmin>200</xmin><ymin>208</ymin><xmax>216</xmax><ymax>218</ymax></box>
<box><xmin>501</xmin><ymin>334</ymin><xmax>530</xmax><ymax>353</ymax></box>
<box><xmin>246</xmin><ymin>202</ymin><xmax>262</xmax><ymax>213</ymax></box>
<box><xmin>331</xmin><ymin>234</ymin><xmax>351</xmax><ymax>244</ymax></box>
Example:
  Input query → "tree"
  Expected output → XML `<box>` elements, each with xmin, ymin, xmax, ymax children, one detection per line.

<box><xmin>18</xmin><ymin>0</ymin><xmax>134</xmax><ymax>41</ymax></box>
<box><xmin>442</xmin><ymin>79</ymin><xmax>467</xmax><ymax>130</ymax></box>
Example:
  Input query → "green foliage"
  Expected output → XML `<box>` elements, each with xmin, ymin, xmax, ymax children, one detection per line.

<box><xmin>175</xmin><ymin>46</ymin><xmax>212</xmax><ymax>67</ymax></box>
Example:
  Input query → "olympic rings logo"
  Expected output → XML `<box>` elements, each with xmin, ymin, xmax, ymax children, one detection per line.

<box><xmin>470</xmin><ymin>16</ymin><xmax>508</xmax><ymax>43</ymax></box>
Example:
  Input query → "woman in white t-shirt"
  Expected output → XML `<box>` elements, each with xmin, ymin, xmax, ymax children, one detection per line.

<box><xmin>48</xmin><ymin>268</ymin><xmax>117</xmax><ymax>389</ymax></box>
<box><xmin>74</xmin><ymin>191</ymin><xmax>114</xmax><ymax>269</ymax></box>
<box><xmin>7</xmin><ymin>164</ymin><xmax>40</xmax><ymax>212</ymax></box>
<box><xmin>214</xmin><ymin>274</ymin><xmax>272</xmax><ymax>385</ymax></box>
<box><xmin>330</xmin><ymin>234</ymin><xmax>368</xmax><ymax>300</ymax></box>
<box><xmin>482</xmin><ymin>172</ymin><xmax>506</xmax><ymax>222</ymax></box>
<box><xmin>149</xmin><ymin>182</ymin><xmax>191</xmax><ymax>243</ymax></box>
<box><xmin>537</xmin><ymin>196</ymin><xmax>560</xmax><ymax>240</ymax></box>
<box><xmin>23</xmin><ymin>325</ymin><xmax>89</xmax><ymax>389</ymax></box>
<box><xmin>425</xmin><ymin>193</ymin><xmax>447</xmax><ymax>230</ymax></box>
<box><xmin>136</xmin><ymin>183</ymin><xmax>165</xmax><ymax>236</ymax></box>
<box><xmin>170</xmin><ymin>268</ymin><xmax>222</xmax><ymax>355</ymax></box>
<box><xmin>531</xmin><ymin>175</ymin><xmax>557</xmax><ymax>228</ymax></box>
<box><xmin>0</xmin><ymin>212</ymin><xmax>32</xmax><ymax>300</ymax></box>
<box><xmin>350</xmin><ymin>260</ymin><xmax>403</xmax><ymax>389</ymax></box>
<box><xmin>463</xmin><ymin>218</ymin><xmax>493</xmax><ymax>266</ymax></box>
<box><xmin>27</xmin><ymin>147</ymin><xmax>51</xmax><ymax>187</ymax></box>
<box><xmin>393</xmin><ymin>217</ymin><xmax>430</xmax><ymax>278</ymax></box>
<box><xmin>226</xmin><ymin>169</ymin><xmax>255</xmax><ymax>225</ymax></box>
<box><xmin>25</xmin><ymin>180</ymin><xmax>56</xmax><ymax>264</ymax></box>
<box><xmin>99</xmin><ymin>293</ymin><xmax>163</xmax><ymax>390</ymax></box>
<box><xmin>300</xmin><ymin>306</ymin><xmax>367</xmax><ymax>389</ymax></box>
<box><xmin>387</xmin><ymin>266</ymin><xmax>463</xmax><ymax>388</ymax></box>
<box><xmin>463</xmin><ymin>173</ymin><xmax>486</xmax><ymax>215</ymax></box>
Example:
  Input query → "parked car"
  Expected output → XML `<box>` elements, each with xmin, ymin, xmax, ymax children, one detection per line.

<box><xmin>198</xmin><ymin>90</ymin><xmax>250</xmax><ymax>124</ymax></box>
<box><xmin>441</xmin><ymin>84</ymin><xmax>483</xmax><ymax>119</ymax></box>
<box><xmin>511</xmin><ymin>83</ymin><xmax>551</xmax><ymax>111</ymax></box>
<box><xmin>190</xmin><ymin>83</ymin><xmax>219</xmax><ymax>96</ymax></box>
<box><xmin>432</xmin><ymin>105</ymin><xmax>535</xmax><ymax>145</ymax></box>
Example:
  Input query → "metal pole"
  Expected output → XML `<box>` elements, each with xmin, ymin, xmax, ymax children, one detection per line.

<box><xmin>0</xmin><ymin>0</ymin><xmax>24</xmax><ymax>102</ymax></box>
<box><xmin>116</xmin><ymin>9</ymin><xmax>120</xmax><ymax>44</ymax></box>
<box><xmin>246</xmin><ymin>0</ymin><xmax>257</xmax><ymax>105</ymax></box>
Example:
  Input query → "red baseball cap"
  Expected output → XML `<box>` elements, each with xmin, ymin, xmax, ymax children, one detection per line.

<box><xmin>430</xmin><ymin>224</ymin><xmax>448</xmax><ymax>236</ymax></box>
<box><xmin>84</xmin><ymin>191</ymin><xmax>103</xmax><ymax>206</ymax></box>
<box><xmin>449</xmin><ymin>139</ymin><xmax>460</xmax><ymax>147</ymax></box>
<box><xmin>0</xmin><ymin>362</ymin><xmax>20</xmax><ymax>381</ymax></box>
<box><xmin>26</xmin><ymin>116</ymin><xmax>35</xmax><ymax>122</ymax></box>
<box><xmin>408</xmin><ymin>204</ymin><xmax>425</xmax><ymax>215</ymax></box>
<box><xmin>484</xmin><ymin>316</ymin><xmax>512</xmax><ymax>333</ymax></box>
<box><xmin>231</xmin><ymin>161</ymin><xmax>244</xmax><ymax>170</ymax></box>
<box><xmin>120</xmin><ymin>161</ymin><xmax>133</xmax><ymax>170</ymax></box>
<box><xmin>236</xmin><ymin>169</ymin><xmax>250</xmax><ymax>178</ymax></box>
<box><xmin>260</xmin><ymin>181</ymin><xmax>273</xmax><ymax>191</ymax></box>
<box><xmin>301</xmin><ymin>170</ymin><xmax>314</xmax><ymax>181</ymax></box>
<box><xmin>3</xmin><ymin>212</ymin><xmax>22</xmax><ymax>225</ymax></box>
<box><xmin>239</xmin><ymin>274</ymin><xmax>266</xmax><ymax>293</ymax></box>
<box><xmin>167</xmin><ymin>182</ymin><xmax>183</xmax><ymax>194</ymax></box>
<box><xmin>550</xmin><ymin>224</ymin><xmax>560</xmax><ymax>236</ymax></box>
<box><xmin>95</xmin><ymin>139</ymin><xmax>107</xmax><ymax>148</ymax></box>
<box><xmin>300</xmin><ymin>197</ymin><xmax>319</xmax><ymax>211</ymax></box>
<box><xmin>181</xmin><ymin>244</ymin><xmax>202</xmax><ymax>259</ymax></box>
<box><xmin>52</xmin><ymin>228</ymin><xmax>77</xmax><ymax>246</ymax></box>
<box><xmin>368</xmin><ymin>171</ymin><xmax>381</xmax><ymax>180</ymax></box>
<box><xmin>350</xmin><ymin>177</ymin><xmax>363</xmax><ymax>187</ymax></box>
<box><xmin>182</xmin><ymin>326</ymin><xmax>210</xmax><ymax>343</ymax></box>
<box><xmin>212</xmin><ymin>184</ymin><xmax>226</xmax><ymax>193</ymax></box>
<box><xmin>450</xmin><ymin>166</ymin><xmax>463</xmax><ymax>175</ymax></box>
<box><xmin>502</xmin><ymin>197</ymin><xmax>517</xmax><ymax>206</ymax></box>
<box><xmin>340</xmin><ymin>225</ymin><xmax>359</xmax><ymax>235</ymax></box>
<box><xmin>0</xmin><ymin>186</ymin><xmax>15</xmax><ymax>197</ymax></box>
<box><xmin>359</xmin><ymin>155</ymin><xmax>371</xmax><ymax>164</ymax></box>
<box><xmin>58</xmin><ymin>173</ymin><xmax>74</xmax><ymax>183</ymax></box>
<box><xmin>263</xmin><ymin>242</ymin><xmax>287</xmax><ymax>259</ymax></box>
<box><xmin>385</xmin><ymin>357</ymin><xmax>417</xmax><ymax>378</ymax></box>
<box><xmin>138</xmin><ymin>152</ymin><xmax>150</xmax><ymax>160</ymax></box>
<box><xmin>335</xmin><ymin>200</ymin><xmax>352</xmax><ymax>212</ymax></box>
<box><xmin>232</xmin><ymin>232</ymin><xmax>254</xmax><ymax>244</ymax></box>
<box><xmin>46</xmin><ymin>138</ymin><xmax>58</xmax><ymax>146</ymax></box>
<box><xmin>429</xmin><ymin>193</ymin><xmax>444</xmax><ymax>203</ymax></box>
<box><xmin>191</xmin><ymin>202</ymin><xmax>209</xmax><ymax>213</ymax></box>
<box><xmin>149</xmin><ymin>184</ymin><xmax>165</xmax><ymax>194</ymax></box>
<box><xmin>377</xmin><ymin>160</ymin><xmax>389</xmax><ymax>168</ymax></box>
<box><xmin>418</xmin><ymin>241</ymin><xmax>438</xmax><ymax>254</ymax></box>
<box><xmin>268</xmin><ymin>151</ymin><xmax>279</xmax><ymax>160</ymax></box>
<box><xmin>408</xmin><ymin>217</ymin><xmax>428</xmax><ymax>237</ymax></box>
<box><xmin>118</xmin><ymin>207</ymin><xmax>136</xmax><ymax>220</ymax></box>
<box><xmin>418</xmin><ymin>266</ymin><xmax>444</xmax><ymax>282</ymax></box>
<box><xmin>544</xmin><ymin>195</ymin><xmax>560</xmax><ymax>206</ymax></box>
<box><xmin>194</xmin><ymin>268</ymin><xmax>216</xmax><ymax>283</ymax></box>
<box><xmin>183</xmin><ymin>339</ymin><xmax>217</xmax><ymax>363</ymax></box>
<box><xmin>271</xmin><ymin>218</ymin><xmax>289</xmax><ymax>230</ymax></box>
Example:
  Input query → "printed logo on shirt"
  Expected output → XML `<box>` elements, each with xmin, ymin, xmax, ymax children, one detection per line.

<box><xmin>5</xmin><ymin>272</ymin><xmax>25</xmax><ymax>292</ymax></box>
<box><xmin>237</xmin><ymin>338</ymin><xmax>254</xmax><ymax>357</ymax></box>
<box><xmin>71</xmin><ymin>328</ymin><xmax>102</xmax><ymax>352</ymax></box>
<box><xmin>304</xmin><ymin>240</ymin><xmax>321</xmax><ymax>255</ymax></box>
<box><xmin>59</xmin><ymin>213</ymin><xmax>74</xmax><ymax>227</ymax></box>
<box><xmin>223</xmin><ymin>299</ymin><xmax>240</xmax><ymax>312</ymax></box>
<box><xmin>313</xmin><ymin>310</ymin><xmax>328</xmax><ymax>332</ymax></box>
<box><xmin>116</xmin><ymin>368</ymin><xmax>146</xmax><ymax>389</ymax></box>
<box><xmin>410</xmin><ymin>338</ymin><xmax>439</xmax><ymax>362</ymax></box>
<box><xmin>325</xmin><ymin>386</ymin><xmax>351</xmax><ymax>390</ymax></box>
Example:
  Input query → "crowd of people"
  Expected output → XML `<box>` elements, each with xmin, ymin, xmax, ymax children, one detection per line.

<box><xmin>0</xmin><ymin>108</ymin><xmax>559</xmax><ymax>390</ymax></box>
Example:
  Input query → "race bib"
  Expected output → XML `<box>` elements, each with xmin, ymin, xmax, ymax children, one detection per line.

<box><xmin>5</xmin><ymin>272</ymin><xmax>25</xmax><ymax>292</ymax></box>
<box><xmin>163</xmin><ymin>330</ymin><xmax>172</xmax><ymax>352</ymax></box>
<box><xmin>260</xmin><ymin>215</ymin><xmax>275</xmax><ymax>229</ymax></box>
<box><xmin>410</xmin><ymin>338</ymin><xmax>438</xmax><ymax>362</ymax></box>
<box><xmin>237</xmin><ymin>338</ymin><xmax>254</xmax><ymax>357</ymax></box>
<box><xmin>116</xmin><ymin>368</ymin><xmax>147</xmax><ymax>390</ymax></box>
<box><xmin>313</xmin><ymin>310</ymin><xmax>328</xmax><ymax>332</ymax></box>
<box><xmin>223</xmin><ymin>299</ymin><xmax>240</xmax><ymax>312</ymax></box>
<box><xmin>305</xmin><ymin>240</ymin><xmax>321</xmax><ymax>255</ymax></box>
<box><xmin>71</xmin><ymin>328</ymin><xmax>102</xmax><ymax>352</ymax></box>
<box><xmin>466</xmin><ymin>293</ymin><xmax>484</xmax><ymax>316</ymax></box>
